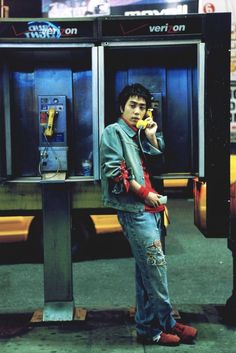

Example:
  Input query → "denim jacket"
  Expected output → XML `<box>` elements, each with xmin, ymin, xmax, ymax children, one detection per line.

<box><xmin>100</xmin><ymin>118</ymin><xmax>165</xmax><ymax>212</ymax></box>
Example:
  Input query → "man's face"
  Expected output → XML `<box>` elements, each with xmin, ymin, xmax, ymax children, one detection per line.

<box><xmin>121</xmin><ymin>96</ymin><xmax>147</xmax><ymax>127</ymax></box>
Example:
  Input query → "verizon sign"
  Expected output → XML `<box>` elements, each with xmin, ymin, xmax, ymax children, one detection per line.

<box><xmin>149</xmin><ymin>23</ymin><xmax>186</xmax><ymax>33</ymax></box>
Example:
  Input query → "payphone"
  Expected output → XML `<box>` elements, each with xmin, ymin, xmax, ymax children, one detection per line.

<box><xmin>38</xmin><ymin>95</ymin><xmax>68</xmax><ymax>174</ymax></box>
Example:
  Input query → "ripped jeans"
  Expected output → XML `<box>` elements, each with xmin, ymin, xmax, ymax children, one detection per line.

<box><xmin>117</xmin><ymin>211</ymin><xmax>176</xmax><ymax>339</ymax></box>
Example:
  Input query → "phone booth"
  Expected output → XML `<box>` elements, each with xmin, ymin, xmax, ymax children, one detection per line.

<box><xmin>97</xmin><ymin>13</ymin><xmax>230</xmax><ymax>238</ymax></box>
<box><xmin>0</xmin><ymin>18</ymin><xmax>100</xmax><ymax>321</ymax></box>
<box><xmin>0</xmin><ymin>13</ymin><xmax>232</xmax><ymax>321</ymax></box>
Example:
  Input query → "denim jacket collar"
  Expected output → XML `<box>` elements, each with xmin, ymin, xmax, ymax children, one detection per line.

<box><xmin>118</xmin><ymin>118</ymin><xmax>137</xmax><ymax>138</ymax></box>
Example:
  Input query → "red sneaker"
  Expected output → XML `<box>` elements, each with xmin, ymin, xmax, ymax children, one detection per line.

<box><xmin>137</xmin><ymin>332</ymin><xmax>180</xmax><ymax>346</ymax></box>
<box><xmin>158</xmin><ymin>332</ymin><xmax>181</xmax><ymax>346</ymax></box>
<box><xmin>170</xmin><ymin>322</ymin><xmax>197</xmax><ymax>343</ymax></box>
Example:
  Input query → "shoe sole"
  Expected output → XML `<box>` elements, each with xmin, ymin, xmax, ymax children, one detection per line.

<box><xmin>179</xmin><ymin>330</ymin><xmax>198</xmax><ymax>344</ymax></box>
<box><xmin>137</xmin><ymin>336</ymin><xmax>180</xmax><ymax>346</ymax></box>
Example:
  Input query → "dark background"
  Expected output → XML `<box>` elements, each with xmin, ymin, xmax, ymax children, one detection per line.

<box><xmin>4</xmin><ymin>0</ymin><xmax>42</xmax><ymax>17</ymax></box>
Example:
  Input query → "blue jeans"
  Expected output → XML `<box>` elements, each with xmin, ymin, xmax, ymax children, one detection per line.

<box><xmin>117</xmin><ymin>211</ymin><xmax>176</xmax><ymax>339</ymax></box>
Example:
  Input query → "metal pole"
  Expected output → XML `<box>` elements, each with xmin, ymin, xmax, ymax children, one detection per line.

<box><xmin>3</xmin><ymin>64</ymin><xmax>12</xmax><ymax>177</ymax></box>
<box><xmin>42</xmin><ymin>181</ymin><xmax>74</xmax><ymax>321</ymax></box>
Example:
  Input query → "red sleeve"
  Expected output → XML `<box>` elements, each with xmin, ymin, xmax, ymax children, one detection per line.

<box><xmin>113</xmin><ymin>161</ymin><xmax>131</xmax><ymax>192</ymax></box>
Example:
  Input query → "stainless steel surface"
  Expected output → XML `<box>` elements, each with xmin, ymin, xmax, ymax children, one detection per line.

<box><xmin>43</xmin><ymin>301</ymin><xmax>74</xmax><ymax>322</ymax></box>
<box><xmin>0</xmin><ymin>43</ymin><xmax>94</xmax><ymax>48</ymax></box>
<box><xmin>3</xmin><ymin>64</ymin><xmax>12</xmax><ymax>176</ymax></box>
<box><xmin>92</xmin><ymin>46</ymin><xmax>99</xmax><ymax>180</ymax></box>
<box><xmin>197</xmin><ymin>42</ymin><xmax>205</xmax><ymax>178</ymax></box>
<box><xmin>42</xmin><ymin>182</ymin><xmax>74</xmax><ymax>320</ymax></box>
<box><xmin>102</xmin><ymin>40</ymin><xmax>201</xmax><ymax>47</ymax></box>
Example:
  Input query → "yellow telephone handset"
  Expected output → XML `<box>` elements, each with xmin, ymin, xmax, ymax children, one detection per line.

<box><xmin>44</xmin><ymin>107</ymin><xmax>56</xmax><ymax>137</ymax></box>
<box><xmin>136</xmin><ymin>109</ymin><xmax>153</xmax><ymax>129</ymax></box>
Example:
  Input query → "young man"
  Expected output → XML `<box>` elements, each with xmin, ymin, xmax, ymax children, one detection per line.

<box><xmin>100</xmin><ymin>83</ymin><xmax>197</xmax><ymax>346</ymax></box>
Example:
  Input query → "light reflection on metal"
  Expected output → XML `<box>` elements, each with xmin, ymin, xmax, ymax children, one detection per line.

<box><xmin>231</xmin><ymin>181</ymin><xmax>236</xmax><ymax>235</ymax></box>
<box><xmin>194</xmin><ymin>178</ymin><xmax>207</xmax><ymax>233</ymax></box>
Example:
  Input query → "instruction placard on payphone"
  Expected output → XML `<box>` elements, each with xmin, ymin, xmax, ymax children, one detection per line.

<box><xmin>38</xmin><ymin>95</ymin><xmax>68</xmax><ymax>173</ymax></box>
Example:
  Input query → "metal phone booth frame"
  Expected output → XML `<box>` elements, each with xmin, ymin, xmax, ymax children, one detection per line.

<box><xmin>0</xmin><ymin>13</ymin><xmax>232</xmax><ymax>321</ymax></box>
<box><xmin>0</xmin><ymin>18</ymin><xmax>100</xmax><ymax>321</ymax></box>
<box><xmin>97</xmin><ymin>13</ymin><xmax>230</xmax><ymax>237</ymax></box>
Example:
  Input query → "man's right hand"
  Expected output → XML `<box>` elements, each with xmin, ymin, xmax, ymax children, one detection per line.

<box><xmin>144</xmin><ymin>192</ymin><xmax>161</xmax><ymax>207</ymax></box>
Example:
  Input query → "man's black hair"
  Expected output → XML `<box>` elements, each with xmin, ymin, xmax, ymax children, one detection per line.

<box><xmin>118</xmin><ymin>83</ymin><xmax>152</xmax><ymax>111</ymax></box>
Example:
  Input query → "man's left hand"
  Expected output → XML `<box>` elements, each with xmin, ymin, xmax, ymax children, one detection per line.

<box><xmin>145</xmin><ymin>120</ymin><xmax>159</xmax><ymax>148</ymax></box>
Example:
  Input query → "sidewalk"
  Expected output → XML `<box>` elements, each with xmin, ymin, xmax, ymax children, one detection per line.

<box><xmin>0</xmin><ymin>198</ymin><xmax>235</xmax><ymax>352</ymax></box>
